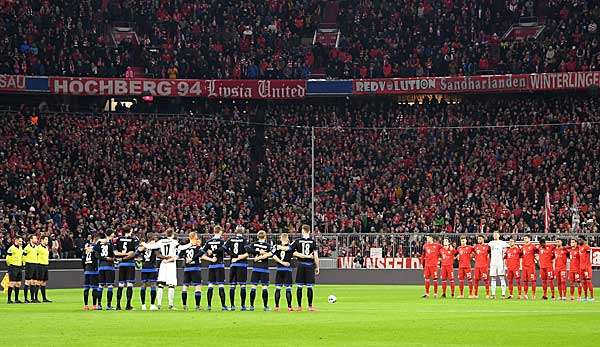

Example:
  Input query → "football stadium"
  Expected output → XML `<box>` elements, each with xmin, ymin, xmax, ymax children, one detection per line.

<box><xmin>1</xmin><ymin>1</ymin><xmax>600</xmax><ymax>346</ymax></box>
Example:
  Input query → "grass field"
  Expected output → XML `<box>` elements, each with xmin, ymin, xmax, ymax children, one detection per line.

<box><xmin>1</xmin><ymin>285</ymin><xmax>599</xmax><ymax>346</ymax></box>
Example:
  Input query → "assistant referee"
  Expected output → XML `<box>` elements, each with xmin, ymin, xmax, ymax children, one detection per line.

<box><xmin>6</xmin><ymin>236</ymin><xmax>24</xmax><ymax>304</ymax></box>
<box><xmin>23</xmin><ymin>235</ymin><xmax>40</xmax><ymax>303</ymax></box>
<box><xmin>37</xmin><ymin>236</ymin><xmax>52</xmax><ymax>302</ymax></box>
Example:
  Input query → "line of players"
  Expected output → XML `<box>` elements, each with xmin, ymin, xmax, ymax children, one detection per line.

<box><xmin>421</xmin><ymin>232</ymin><xmax>595</xmax><ymax>301</ymax></box>
<box><xmin>81</xmin><ymin>225</ymin><xmax>320</xmax><ymax>311</ymax></box>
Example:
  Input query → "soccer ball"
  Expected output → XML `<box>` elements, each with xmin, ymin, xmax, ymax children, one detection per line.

<box><xmin>328</xmin><ymin>295</ymin><xmax>337</xmax><ymax>304</ymax></box>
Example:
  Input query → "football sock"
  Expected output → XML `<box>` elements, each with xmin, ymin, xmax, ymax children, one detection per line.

<box><xmin>182</xmin><ymin>290</ymin><xmax>188</xmax><ymax>306</ymax></box>
<box><xmin>297</xmin><ymin>287</ymin><xmax>303</xmax><ymax>306</ymax></box>
<box><xmin>583</xmin><ymin>281</ymin><xmax>589</xmax><ymax>298</ymax></box>
<box><xmin>450</xmin><ymin>280</ymin><xmax>455</xmax><ymax>296</ymax></box>
<box><xmin>442</xmin><ymin>280</ymin><xmax>447</xmax><ymax>295</ymax></box>
<box><xmin>588</xmin><ymin>281</ymin><xmax>594</xmax><ymax>298</ymax></box>
<box><xmin>459</xmin><ymin>280</ymin><xmax>464</xmax><ymax>295</ymax></box>
<box><xmin>157</xmin><ymin>286</ymin><xmax>163</xmax><ymax>306</ymax></box>
<box><xmin>84</xmin><ymin>287</ymin><xmax>90</xmax><ymax>305</ymax></box>
<box><xmin>126</xmin><ymin>287</ymin><xmax>133</xmax><ymax>306</ymax></box>
<box><xmin>41</xmin><ymin>286</ymin><xmax>47</xmax><ymax>300</ymax></box>
<box><xmin>33</xmin><ymin>286</ymin><xmax>38</xmax><ymax>301</ymax></box>
<box><xmin>116</xmin><ymin>287</ymin><xmax>123</xmax><ymax>307</ymax></box>
<box><xmin>240</xmin><ymin>286</ymin><xmax>247</xmax><ymax>306</ymax></box>
<box><xmin>195</xmin><ymin>291</ymin><xmax>202</xmax><ymax>306</ymax></box>
<box><xmin>543</xmin><ymin>280</ymin><xmax>548</xmax><ymax>296</ymax></box>
<box><xmin>490</xmin><ymin>277</ymin><xmax>496</xmax><ymax>296</ymax></box>
<box><xmin>150</xmin><ymin>287</ymin><xmax>157</xmax><ymax>305</ymax></box>
<box><xmin>229</xmin><ymin>286</ymin><xmax>236</xmax><ymax>307</ymax></box>
<box><xmin>286</xmin><ymin>287</ymin><xmax>292</xmax><ymax>308</ymax></box>
<box><xmin>97</xmin><ymin>287</ymin><xmax>103</xmax><ymax>305</ymax></box>
<box><xmin>107</xmin><ymin>287</ymin><xmax>113</xmax><ymax>306</ymax></box>
<box><xmin>207</xmin><ymin>287</ymin><xmax>214</xmax><ymax>306</ymax></box>
<box><xmin>523</xmin><ymin>281</ymin><xmax>528</xmax><ymax>295</ymax></box>
<box><xmin>14</xmin><ymin>287</ymin><xmax>20</xmax><ymax>301</ymax></box>
<box><xmin>167</xmin><ymin>286</ymin><xmax>175</xmax><ymax>306</ymax></box>
<box><xmin>219</xmin><ymin>287</ymin><xmax>226</xmax><ymax>307</ymax></box>
<box><xmin>307</xmin><ymin>286</ymin><xmax>314</xmax><ymax>307</ymax></box>
<box><xmin>424</xmin><ymin>279</ymin><xmax>430</xmax><ymax>295</ymax></box>
<box><xmin>485</xmin><ymin>281</ymin><xmax>490</xmax><ymax>295</ymax></box>
<box><xmin>550</xmin><ymin>281</ymin><xmax>555</xmax><ymax>298</ymax></box>
<box><xmin>578</xmin><ymin>284</ymin><xmax>582</xmax><ymax>298</ymax></box>
<box><xmin>531</xmin><ymin>282</ymin><xmax>536</xmax><ymax>297</ymax></box>
<box><xmin>92</xmin><ymin>287</ymin><xmax>97</xmax><ymax>306</ymax></box>
<box><xmin>275</xmin><ymin>287</ymin><xmax>281</xmax><ymax>307</ymax></box>
<box><xmin>7</xmin><ymin>287</ymin><xmax>13</xmax><ymax>302</ymax></box>
<box><xmin>570</xmin><ymin>284</ymin><xmax>575</xmax><ymax>297</ymax></box>
<box><xmin>499</xmin><ymin>276</ymin><xmax>506</xmax><ymax>296</ymax></box>
<box><xmin>508</xmin><ymin>279</ymin><xmax>514</xmax><ymax>295</ymax></box>
<box><xmin>24</xmin><ymin>285</ymin><xmax>29</xmax><ymax>300</ymax></box>
<box><xmin>433</xmin><ymin>280</ymin><xmax>438</xmax><ymax>295</ymax></box>
<box><xmin>250</xmin><ymin>287</ymin><xmax>256</xmax><ymax>306</ymax></box>
<box><xmin>140</xmin><ymin>287</ymin><xmax>146</xmax><ymax>305</ymax></box>
<box><xmin>262</xmin><ymin>287</ymin><xmax>268</xmax><ymax>308</ymax></box>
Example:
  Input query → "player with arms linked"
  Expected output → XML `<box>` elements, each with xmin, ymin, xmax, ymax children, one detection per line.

<box><xmin>95</xmin><ymin>230</ymin><xmax>116</xmax><ymax>310</ymax></box>
<box><xmin>292</xmin><ymin>225</ymin><xmax>319</xmax><ymax>311</ymax></box>
<box><xmin>114</xmin><ymin>226</ymin><xmax>139</xmax><ymax>310</ymax></box>
<box><xmin>138</xmin><ymin>234</ymin><xmax>159</xmax><ymax>310</ymax></box>
<box><xmin>272</xmin><ymin>233</ymin><xmax>295</xmax><ymax>311</ymax></box>
<box><xmin>505</xmin><ymin>238</ymin><xmax>522</xmax><ymax>299</ymax></box>
<box><xmin>82</xmin><ymin>235</ymin><xmax>100</xmax><ymax>310</ymax></box>
<box><xmin>179</xmin><ymin>232</ymin><xmax>211</xmax><ymax>310</ymax></box>
<box><xmin>456</xmin><ymin>236</ymin><xmax>474</xmax><ymax>298</ymax></box>
<box><xmin>473</xmin><ymin>235</ymin><xmax>491</xmax><ymax>299</ymax></box>
<box><xmin>202</xmin><ymin>225</ymin><xmax>228</xmax><ymax>311</ymax></box>
<box><xmin>578</xmin><ymin>236</ymin><xmax>594</xmax><ymax>301</ymax></box>
<box><xmin>223</xmin><ymin>226</ymin><xmax>249</xmax><ymax>310</ymax></box>
<box><xmin>246</xmin><ymin>230</ymin><xmax>274</xmax><ymax>311</ymax></box>
<box><xmin>421</xmin><ymin>235</ymin><xmax>441</xmax><ymax>298</ymax></box>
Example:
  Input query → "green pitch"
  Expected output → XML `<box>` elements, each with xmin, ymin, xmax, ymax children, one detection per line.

<box><xmin>1</xmin><ymin>285</ymin><xmax>599</xmax><ymax>346</ymax></box>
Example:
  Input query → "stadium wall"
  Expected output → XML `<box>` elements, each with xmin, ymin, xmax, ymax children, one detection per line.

<box><xmin>2</xmin><ymin>263</ymin><xmax>599</xmax><ymax>289</ymax></box>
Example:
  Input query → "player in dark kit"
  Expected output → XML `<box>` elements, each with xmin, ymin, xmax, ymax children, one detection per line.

<box><xmin>223</xmin><ymin>226</ymin><xmax>249</xmax><ymax>311</ymax></box>
<box><xmin>138</xmin><ymin>234</ymin><xmax>159</xmax><ymax>310</ymax></box>
<box><xmin>272</xmin><ymin>233</ymin><xmax>295</xmax><ymax>311</ymax></box>
<box><xmin>291</xmin><ymin>225</ymin><xmax>319</xmax><ymax>311</ymax></box>
<box><xmin>179</xmin><ymin>232</ymin><xmax>208</xmax><ymax>310</ymax></box>
<box><xmin>202</xmin><ymin>225</ymin><xmax>227</xmax><ymax>311</ymax></box>
<box><xmin>114</xmin><ymin>226</ymin><xmax>139</xmax><ymax>310</ymax></box>
<box><xmin>82</xmin><ymin>236</ymin><xmax>100</xmax><ymax>310</ymax></box>
<box><xmin>246</xmin><ymin>230</ymin><xmax>273</xmax><ymax>311</ymax></box>
<box><xmin>95</xmin><ymin>231</ymin><xmax>116</xmax><ymax>310</ymax></box>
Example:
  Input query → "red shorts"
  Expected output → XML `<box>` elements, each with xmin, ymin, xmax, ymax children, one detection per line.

<box><xmin>522</xmin><ymin>267</ymin><xmax>536</xmax><ymax>282</ymax></box>
<box><xmin>506</xmin><ymin>269</ymin><xmax>520</xmax><ymax>281</ymax></box>
<box><xmin>540</xmin><ymin>267</ymin><xmax>554</xmax><ymax>280</ymax></box>
<box><xmin>568</xmin><ymin>271</ymin><xmax>580</xmax><ymax>283</ymax></box>
<box><xmin>423</xmin><ymin>266</ymin><xmax>438</xmax><ymax>279</ymax></box>
<box><xmin>580</xmin><ymin>267</ymin><xmax>593</xmax><ymax>280</ymax></box>
<box><xmin>440</xmin><ymin>266</ymin><xmax>454</xmax><ymax>280</ymax></box>
<box><xmin>555</xmin><ymin>270</ymin><xmax>567</xmax><ymax>281</ymax></box>
<box><xmin>474</xmin><ymin>267</ymin><xmax>488</xmax><ymax>281</ymax></box>
<box><xmin>458</xmin><ymin>267</ymin><xmax>472</xmax><ymax>281</ymax></box>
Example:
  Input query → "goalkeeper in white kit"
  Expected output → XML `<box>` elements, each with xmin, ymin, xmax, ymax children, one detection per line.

<box><xmin>488</xmin><ymin>232</ymin><xmax>509</xmax><ymax>299</ymax></box>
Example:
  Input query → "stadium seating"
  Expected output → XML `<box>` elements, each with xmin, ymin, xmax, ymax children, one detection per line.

<box><xmin>1</xmin><ymin>0</ymin><xmax>598</xmax><ymax>78</ymax></box>
<box><xmin>1</xmin><ymin>95</ymin><xmax>598</xmax><ymax>258</ymax></box>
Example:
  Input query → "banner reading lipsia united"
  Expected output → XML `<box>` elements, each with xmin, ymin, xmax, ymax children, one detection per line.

<box><xmin>48</xmin><ymin>77</ymin><xmax>307</xmax><ymax>99</ymax></box>
<box><xmin>353</xmin><ymin>71</ymin><xmax>600</xmax><ymax>95</ymax></box>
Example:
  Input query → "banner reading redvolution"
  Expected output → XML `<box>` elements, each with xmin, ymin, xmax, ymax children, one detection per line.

<box><xmin>353</xmin><ymin>71</ymin><xmax>600</xmax><ymax>95</ymax></box>
<box><xmin>48</xmin><ymin>77</ymin><xmax>306</xmax><ymax>99</ymax></box>
<box><xmin>338</xmin><ymin>257</ymin><xmax>423</xmax><ymax>269</ymax></box>
<box><xmin>0</xmin><ymin>75</ymin><xmax>26</xmax><ymax>92</ymax></box>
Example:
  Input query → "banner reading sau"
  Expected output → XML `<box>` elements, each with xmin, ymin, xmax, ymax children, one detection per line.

<box><xmin>49</xmin><ymin>77</ymin><xmax>306</xmax><ymax>99</ymax></box>
<box><xmin>0</xmin><ymin>75</ymin><xmax>26</xmax><ymax>92</ymax></box>
<box><xmin>353</xmin><ymin>71</ymin><xmax>600</xmax><ymax>95</ymax></box>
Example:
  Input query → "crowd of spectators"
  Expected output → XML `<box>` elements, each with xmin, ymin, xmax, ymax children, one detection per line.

<box><xmin>1</xmin><ymin>94</ymin><xmax>600</xmax><ymax>258</ymax></box>
<box><xmin>1</xmin><ymin>0</ymin><xmax>599</xmax><ymax>79</ymax></box>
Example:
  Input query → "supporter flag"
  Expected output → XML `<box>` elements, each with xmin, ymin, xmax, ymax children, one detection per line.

<box><xmin>0</xmin><ymin>273</ymin><xmax>8</xmax><ymax>293</ymax></box>
<box><xmin>571</xmin><ymin>193</ymin><xmax>580</xmax><ymax>232</ymax></box>
<box><xmin>544</xmin><ymin>191</ymin><xmax>551</xmax><ymax>233</ymax></box>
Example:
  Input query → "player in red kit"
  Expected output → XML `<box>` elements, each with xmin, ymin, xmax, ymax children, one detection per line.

<box><xmin>553</xmin><ymin>240</ymin><xmax>569</xmax><ymax>300</ymax></box>
<box><xmin>578</xmin><ymin>237</ymin><xmax>594</xmax><ymax>301</ymax></box>
<box><xmin>456</xmin><ymin>236</ymin><xmax>474</xmax><ymax>298</ymax></box>
<box><xmin>439</xmin><ymin>238</ymin><xmax>456</xmax><ymax>298</ymax></box>
<box><xmin>421</xmin><ymin>236</ymin><xmax>441</xmax><ymax>298</ymax></box>
<box><xmin>538</xmin><ymin>239</ymin><xmax>556</xmax><ymax>300</ymax></box>
<box><xmin>568</xmin><ymin>239</ymin><xmax>581</xmax><ymax>300</ymax></box>
<box><xmin>520</xmin><ymin>235</ymin><xmax>538</xmax><ymax>300</ymax></box>
<box><xmin>504</xmin><ymin>238</ymin><xmax>522</xmax><ymax>299</ymax></box>
<box><xmin>473</xmin><ymin>235</ymin><xmax>490</xmax><ymax>299</ymax></box>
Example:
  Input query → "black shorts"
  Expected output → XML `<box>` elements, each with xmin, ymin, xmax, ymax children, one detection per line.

<box><xmin>25</xmin><ymin>264</ymin><xmax>37</xmax><ymax>280</ymax></box>
<box><xmin>250</xmin><ymin>270</ymin><xmax>270</xmax><ymax>285</ymax></box>
<box><xmin>8</xmin><ymin>265</ymin><xmax>22</xmax><ymax>282</ymax></box>
<box><xmin>98</xmin><ymin>269</ymin><xmax>115</xmax><ymax>285</ymax></box>
<box><xmin>229</xmin><ymin>266</ymin><xmax>248</xmax><ymax>285</ymax></box>
<box><xmin>37</xmin><ymin>265</ymin><xmax>49</xmax><ymax>282</ymax></box>
<box><xmin>296</xmin><ymin>264</ymin><xmax>315</xmax><ymax>285</ymax></box>
<box><xmin>141</xmin><ymin>271</ymin><xmax>158</xmax><ymax>283</ymax></box>
<box><xmin>183</xmin><ymin>270</ymin><xmax>202</xmax><ymax>285</ymax></box>
<box><xmin>84</xmin><ymin>273</ymin><xmax>99</xmax><ymax>287</ymax></box>
<box><xmin>118</xmin><ymin>266</ymin><xmax>136</xmax><ymax>283</ymax></box>
<box><xmin>208</xmin><ymin>267</ymin><xmax>225</xmax><ymax>284</ymax></box>
<box><xmin>275</xmin><ymin>270</ymin><xmax>293</xmax><ymax>286</ymax></box>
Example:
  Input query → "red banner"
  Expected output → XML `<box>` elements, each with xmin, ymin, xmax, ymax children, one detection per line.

<box><xmin>0</xmin><ymin>75</ymin><xmax>26</xmax><ymax>92</ymax></box>
<box><xmin>592</xmin><ymin>247</ymin><xmax>600</xmax><ymax>268</ymax></box>
<box><xmin>48</xmin><ymin>77</ymin><xmax>306</xmax><ymax>99</ymax></box>
<box><xmin>338</xmin><ymin>257</ymin><xmax>422</xmax><ymax>269</ymax></box>
<box><xmin>353</xmin><ymin>71</ymin><xmax>600</xmax><ymax>95</ymax></box>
